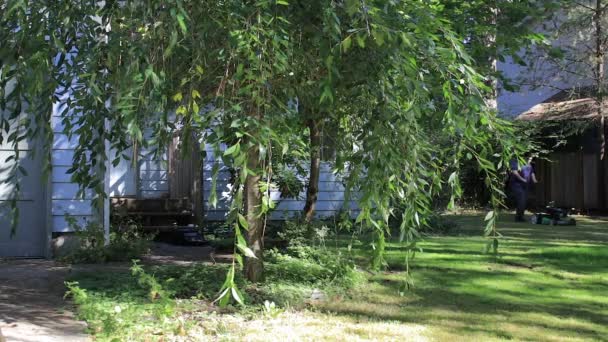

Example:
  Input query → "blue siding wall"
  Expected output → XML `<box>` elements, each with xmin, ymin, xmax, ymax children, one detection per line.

<box><xmin>103</xmin><ymin>105</ymin><xmax>357</xmax><ymax>221</ymax></box>
<box><xmin>50</xmin><ymin>102</ymin><xmax>96</xmax><ymax>232</ymax></box>
<box><xmin>202</xmin><ymin>143</ymin><xmax>357</xmax><ymax>221</ymax></box>
<box><xmin>109</xmin><ymin>146</ymin><xmax>137</xmax><ymax>197</ymax></box>
<box><xmin>138</xmin><ymin>129</ymin><xmax>170</xmax><ymax>198</ymax></box>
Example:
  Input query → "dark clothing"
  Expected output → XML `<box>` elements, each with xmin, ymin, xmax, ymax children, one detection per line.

<box><xmin>508</xmin><ymin>159</ymin><xmax>533</xmax><ymax>221</ymax></box>
<box><xmin>511</xmin><ymin>185</ymin><xmax>528</xmax><ymax>221</ymax></box>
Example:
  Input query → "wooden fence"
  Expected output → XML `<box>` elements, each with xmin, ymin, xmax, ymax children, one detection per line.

<box><xmin>532</xmin><ymin>152</ymin><xmax>608</xmax><ymax>212</ymax></box>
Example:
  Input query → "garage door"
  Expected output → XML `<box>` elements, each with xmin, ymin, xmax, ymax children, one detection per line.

<box><xmin>0</xmin><ymin>122</ymin><xmax>47</xmax><ymax>257</ymax></box>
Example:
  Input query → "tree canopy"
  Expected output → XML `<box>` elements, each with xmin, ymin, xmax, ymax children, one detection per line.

<box><xmin>0</xmin><ymin>0</ymin><xmax>538</xmax><ymax>304</ymax></box>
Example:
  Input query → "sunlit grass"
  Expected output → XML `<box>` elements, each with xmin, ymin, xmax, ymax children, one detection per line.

<box><xmin>318</xmin><ymin>213</ymin><xmax>608</xmax><ymax>341</ymax></box>
<box><xmin>68</xmin><ymin>213</ymin><xmax>608</xmax><ymax>341</ymax></box>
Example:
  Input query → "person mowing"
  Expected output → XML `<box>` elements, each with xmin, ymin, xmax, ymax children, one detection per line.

<box><xmin>509</xmin><ymin>153</ymin><xmax>538</xmax><ymax>222</ymax></box>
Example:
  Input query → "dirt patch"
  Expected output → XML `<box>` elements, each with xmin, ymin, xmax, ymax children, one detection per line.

<box><xmin>0</xmin><ymin>243</ymin><xmax>218</xmax><ymax>341</ymax></box>
<box><xmin>143</xmin><ymin>242</ymin><xmax>216</xmax><ymax>265</ymax></box>
<box><xmin>0</xmin><ymin>259</ymin><xmax>89</xmax><ymax>342</ymax></box>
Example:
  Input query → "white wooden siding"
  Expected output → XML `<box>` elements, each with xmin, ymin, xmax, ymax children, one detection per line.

<box><xmin>138</xmin><ymin>143</ymin><xmax>170</xmax><ymax>198</ymax></box>
<box><xmin>108</xmin><ymin>146</ymin><xmax>137</xmax><ymax>197</ymax></box>
<box><xmin>202</xmin><ymin>142</ymin><xmax>358</xmax><ymax>220</ymax></box>
<box><xmin>50</xmin><ymin>97</ymin><xmax>96</xmax><ymax>232</ymax></box>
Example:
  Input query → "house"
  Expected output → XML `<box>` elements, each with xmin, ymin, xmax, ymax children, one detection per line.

<box><xmin>0</xmin><ymin>99</ymin><xmax>355</xmax><ymax>258</ymax></box>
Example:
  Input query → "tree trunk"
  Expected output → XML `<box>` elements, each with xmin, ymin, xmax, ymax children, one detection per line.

<box><xmin>303</xmin><ymin>118</ymin><xmax>321</xmax><ymax>222</ymax></box>
<box><xmin>244</xmin><ymin>144</ymin><xmax>264</xmax><ymax>282</ymax></box>
<box><xmin>485</xmin><ymin>3</ymin><xmax>498</xmax><ymax>110</ymax></box>
<box><xmin>595</xmin><ymin>0</ymin><xmax>606</xmax><ymax>208</ymax></box>
<box><xmin>595</xmin><ymin>0</ymin><xmax>606</xmax><ymax>159</ymax></box>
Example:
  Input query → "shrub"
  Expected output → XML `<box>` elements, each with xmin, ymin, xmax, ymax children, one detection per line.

<box><xmin>275</xmin><ymin>219</ymin><xmax>334</xmax><ymax>248</ymax></box>
<box><xmin>153</xmin><ymin>263</ymin><xmax>236</xmax><ymax>300</ymax></box>
<box><xmin>266</xmin><ymin>246</ymin><xmax>359</xmax><ymax>288</ymax></box>
<box><xmin>60</xmin><ymin>219</ymin><xmax>153</xmax><ymax>263</ymax></box>
<box><xmin>425</xmin><ymin>215</ymin><xmax>460</xmax><ymax>234</ymax></box>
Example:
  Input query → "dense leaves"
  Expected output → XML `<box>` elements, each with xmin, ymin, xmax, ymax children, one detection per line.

<box><xmin>0</xmin><ymin>0</ymin><xmax>535</xmax><ymax>303</ymax></box>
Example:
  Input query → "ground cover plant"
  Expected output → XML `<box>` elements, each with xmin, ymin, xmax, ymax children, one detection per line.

<box><xmin>65</xmin><ymin>213</ymin><xmax>608</xmax><ymax>341</ymax></box>
<box><xmin>59</xmin><ymin>220</ymin><xmax>153</xmax><ymax>264</ymax></box>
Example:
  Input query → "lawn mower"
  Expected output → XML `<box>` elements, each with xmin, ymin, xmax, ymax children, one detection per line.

<box><xmin>530</xmin><ymin>204</ymin><xmax>576</xmax><ymax>226</ymax></box>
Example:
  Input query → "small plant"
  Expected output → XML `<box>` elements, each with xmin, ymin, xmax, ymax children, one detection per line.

<box><xmin>262</xmin><ymin>300</ymin><xmax>284</xmax><ymax>318</ymax></box>
<box><xmin>131</xmin><ymin>260</ymin><xmax>165</xmax><ymax>300</ymax></box>
<box><xmin>131</xmin><ymin>261</ymin><xmax>175</xmax><ymax>317</ymax></box>
<box><xmin>60</xmin><ymin>217</ymin><xmax>153</xmax><ymax>263</ymax></box>
<box><xmin>64</xmin><ymin>281</ymin><xmax>122</xmax><ymax>336</ymax></box>
<box><xmin>274</xmin><ymin>168</ymin><xmax>305</xmax><ymax>199</ymax></box>
<box><xmin>64</xmin><ymin>281</ymin><xmax>88</xmax><ymax>304</ymax></box>
<box><xmin>426</xmin><ymin>214</ymin><xmax>460</xmax><ymax>235</ymax></box>
<box><xmin>276</xmin><ymin>219</ymin><xmax>313</xmax><ymax>247</ymax></box>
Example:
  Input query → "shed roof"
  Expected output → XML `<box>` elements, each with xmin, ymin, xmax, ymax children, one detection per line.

<box><xmin>516</xmin><ymin>87</ymin><xmax>605</xmax><ymax>122</ymax></box>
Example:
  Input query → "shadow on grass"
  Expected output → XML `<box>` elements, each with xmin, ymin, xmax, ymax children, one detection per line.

<box><xmin>320</xmin><ymin>214</ymin><xmax>608</xmax><ymax>341</ymax></box>
<box><xmin>321</xmin><ymin>264</ymin><xmax>607</xmax><ymax>341</ymax></box>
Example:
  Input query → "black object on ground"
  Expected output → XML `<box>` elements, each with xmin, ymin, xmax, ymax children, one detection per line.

<box><xmin>156</xmin><ymin>226</ymin><xmax>206</xmax><ymax>246</ymax></box>
<box><xmin>531</xmin><ymin>206</ymin><xmax>576</xmax><ymax>226</ymax></box>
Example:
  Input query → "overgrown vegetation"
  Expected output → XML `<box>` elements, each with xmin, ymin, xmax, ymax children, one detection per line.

<box><xmin>1</xmin><ymin>0</ymin><xmax>549</xmax><ymax>289</ymax></box>
<box><xmin>66</xmin><ymin>214</ymin><xmax>608</xmax><ymax>341</ymax></box>
<box><xmin>66</xmin><ymin>250</ymin><xmax>361</xmax><ymax>339</ymax></box>
<box><xmin>59</xmin><ymin>220</ymin><xmax>153</xmax><ymax>264</ymax></box>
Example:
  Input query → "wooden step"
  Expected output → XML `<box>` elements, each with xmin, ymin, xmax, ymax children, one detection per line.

<box><xmin>121</xmin><ymin>211</ymin><xmax>193</xmax><ymax>217</ymax></box>
<box><xmin>142</xmin><ymin>225</ymin><xmax>198</xmax><ymax>232</ymax></box>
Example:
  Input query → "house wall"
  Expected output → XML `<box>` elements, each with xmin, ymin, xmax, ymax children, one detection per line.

<box><xmin>109</xmin><ymin>146</ymin><xmax>137</xmax><ymax>197</ymax></box>
<box><xmin>0</xmin><ymin>102</ymin><xmax>49</xmax><ymax>257</ymax></box>
<box><xmin>107</xmin><ymin>128</ymin><xmax>357</xmax><ymax>221</ymax></box>
<box><xmin>108</xmin><ymin>128</ymin><xmax>169</xmax><ymax>199</ymax></box>
<box><xmin>497</xmin><ymin>56</ymin><xmax>565</xmax><ymax>117</ymax></box>
<box><xmin>50</xmin><ymin>96</ymin><xmax>97</xmax><ymax>232</ymax></box>
<box><xmin>202</xmin><ymin>143</ymin><xmax>357</xmax><ymax>221</ymax></box>
<box><xmin>497</xmin><ymin>12</ymin><xmax>592</xmax><ymax>118</ymax></box>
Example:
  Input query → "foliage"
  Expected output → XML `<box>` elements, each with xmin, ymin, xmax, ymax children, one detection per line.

<box><xmin>60</xmin><ymin>219</ymin><xmax>152</xmax><ymax>264</ymax></box>
<box><xmin>273</xmin><ymin>218</ymin><xmax>332</xmax><ymax>248</ymax></box>
<box><xmin>273</xmin><ymin>167</ymin><xmax>306</xmax><ymax>200</ymax></box>
<box><xmin>424</xmin><ymin>214</ymin><xmax>461</xmax><ymax>235</ymax></box>
<box><xmin>266</xmin><ymin>246</ymin><xmax>358</xmax><ymax>287</ymax></box>
<box><xmin>66</xmin><ymin>244</ymin><xmax>363</xmax><ymax>339</ymax></box>
<box><xmin>66</xmin><ymin>215</ymin><xmax>608</xmax><ymax>341</ymax></box>
<box><xmin>65</xmin><ymin>267</ymin><xmax>176</xmax><ymax>341</ymax></box>
<box><xmin>0</xmin><ymin>0</ymin><xmax>542</xmax><ymax>300</ymax></box>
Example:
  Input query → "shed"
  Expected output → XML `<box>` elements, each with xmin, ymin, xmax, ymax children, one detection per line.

<box><xmin>516</xmin><ymin>87</ymin><xmax>608</xmax><ymax>212</ymax></box>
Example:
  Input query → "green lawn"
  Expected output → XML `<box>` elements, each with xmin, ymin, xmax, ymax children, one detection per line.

<box><xmin>320</xmin><ymin>214</ymin><xmax>608</xmax><ymax>341</ymax></box>
<box><xmin>68</xmin><ymin>213</ymin><xmax>608</xmax><ymax>341</ymax></box>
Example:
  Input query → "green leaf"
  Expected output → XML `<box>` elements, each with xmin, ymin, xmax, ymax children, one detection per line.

<box><xmin>342</xmin><ymin>36</ymin><xmax>352</xmax><ymax>52</ymax></box>
<box><xmin>238</xmin><ymin>213</ymin><xmax>249</xmax><ymax>230</ymax></box>
<box><xmin>172</xmin><ymin>92</ymin><xmax>183</xmax><ymax>102</ymax></box>
<box><xmin>237</xmin><ymin>244</ymin><xmax>257</xmax><ymax>259</ymax></box>
<box><xmin>484</xmin><ymin>210</ymin><xmax>494</xmax><ymax>221</ymax></box>
<box><xmin>224</xmin><ymin>143</ymin><xmax>240</xmax><ymax>156</ymax></box>
<box><xmin>231</xmin><ymin>287</ymin><xmax>244</xmax><ymax>305</ymax></box>
<box><xmin>356</xmin><ymin>34</ymin><xmax>366</xmax><ymax>48</ymax></box>
<box><xmin>176</xmin><ymin>14</ymin><xmax>187</xmax><ymax>34</ymax></box>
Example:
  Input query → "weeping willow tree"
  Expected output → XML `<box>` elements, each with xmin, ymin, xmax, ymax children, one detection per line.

<box><xmin>1</xmin><ymin>0</ymin><xmax>528</xmax><ymax>303</ymax></box>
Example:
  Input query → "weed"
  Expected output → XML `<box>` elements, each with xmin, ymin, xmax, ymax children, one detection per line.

<box><xmin>65</xmin><ymin>214</ymin><xmax>608</xmax><ymax>341</ymax></box>
<box><xmin>425</xmin><ymin>214</ymin><xmax>460</xmax><ymax>234</ymax></box>
<box><xmin>59</xmin><ymin>219</ymin><xmax>153</xmax><ymax>263</ymax></box>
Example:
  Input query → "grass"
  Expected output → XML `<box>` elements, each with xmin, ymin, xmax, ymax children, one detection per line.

<box><xmin>320</xmin><ymin>213</ymin><xmax>608</xmax><ymax>341</ymax></box>
<box><xmin>66</xmin><ymin>212</ymin><xmax>608</xmax><ymax>341</ymax></box>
